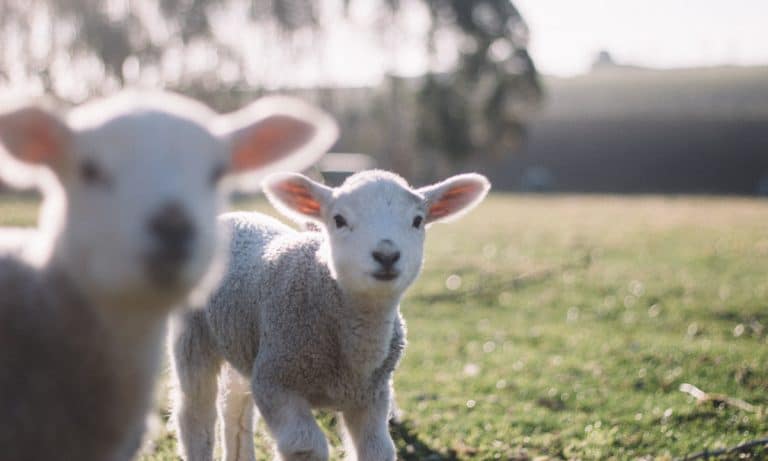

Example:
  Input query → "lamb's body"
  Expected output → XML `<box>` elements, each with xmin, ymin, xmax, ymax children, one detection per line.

<box><xmin>192</xmin><ymin>213</ymin><xmax>404</xmax><ymax>397</ymax></box>
<box><xmin>0</xmin><ymin>255</ymin><xmax>165</xmax><ymax>461</ymax></box>
<box><xmin>173</xmin><ymin>212</ymin><xmax>405</xmax><ymax>460</ymax></box>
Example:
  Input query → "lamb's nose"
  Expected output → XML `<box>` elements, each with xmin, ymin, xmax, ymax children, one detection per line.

<box><xmin>372</xmin><ymin>240</ymin><xmax>400</xmax><ymax>269</ymax></box>
<box><xmin>372</xmin><ymin>250</ymin><xmax>400</xmax><ymax>268</ymax></box>
<box><xmin>147</xmin><ymin>202</ymin><xmax>195</xmax><ymax>260</ymax></box>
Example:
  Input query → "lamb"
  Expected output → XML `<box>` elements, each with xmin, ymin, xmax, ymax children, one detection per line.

<box><xmin>0</xmin><ymin>91</ymin><xmax>337</xmax><ymax>461</ymax></box>
<box><xmin>170</xmin><ymin>169</ymin><xmax>490</xmax><ymax>461</ymax></box>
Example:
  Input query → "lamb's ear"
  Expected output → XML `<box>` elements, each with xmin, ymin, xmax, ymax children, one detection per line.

<box><xmin>418</xmin><ymin>173</ymin><xmax>491</xmax><ymax>225</ymax></box>
<box><xmin>262</xmin><ymin>172</ymin><xmax>333</xmax><ymax>224</ymax></box>
<box><xmin>0</xmin><ymin>106</ymin><xmax>72</xmax><ymax>183</ymax></box>
<box><xmin>216</xmin><ymin>96</ymin><xmax>338</xmax><ymax>191</ymax></box>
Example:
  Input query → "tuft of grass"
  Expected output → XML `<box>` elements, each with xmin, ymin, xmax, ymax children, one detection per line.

<box><xmin>4</xmin><ymin>194</ymin><xmax>768</xmax><ymax>460</ymax></box>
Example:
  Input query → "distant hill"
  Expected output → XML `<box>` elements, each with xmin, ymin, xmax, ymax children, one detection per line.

<box><xmin>486</xmin><ymin>66</ymin><xmax>768</xmax><ymax>194</ymax></box>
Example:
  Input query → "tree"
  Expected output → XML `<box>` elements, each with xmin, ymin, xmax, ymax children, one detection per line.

<box><xmin>0</xmin><ymin>0</ymin><xmax>540</xmax><ymax>162</ymax></box>
<box><xmin>417</xmin><ymin>0</ymin><xmax>541</xmax><ymax>160</ymax></box>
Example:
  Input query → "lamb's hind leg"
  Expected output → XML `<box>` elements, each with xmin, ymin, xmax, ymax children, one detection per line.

<box><xmin>219</xmin><ymin>364</ymin><xmax>256</xmax><ymax>461</ymax></box>
<box><xmin>170</xmin><ymin>310</ymin><xmax>223</xmax><ymax>461</ymax></box>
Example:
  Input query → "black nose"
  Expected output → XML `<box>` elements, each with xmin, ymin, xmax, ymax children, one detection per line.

<box><xmin>372</xmin><ymin>250</ymin><xmax>401</xmax><ymax>269</ymax></box>
<box><xmin>147</xmin><ymin>202</ymin><xmax>195</xmax><ymax>260</ymax></box>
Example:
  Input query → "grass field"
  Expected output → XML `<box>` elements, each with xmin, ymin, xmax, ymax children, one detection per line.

<box><xmin>3</xmin><ymin>194</ymin><xmax>768</xmax><ymax>460</ymax></box>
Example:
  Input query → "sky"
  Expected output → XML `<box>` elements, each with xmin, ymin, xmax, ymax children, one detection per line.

<box><xmin>305</xmin><ymin>0</ymin><xmax>768</xmax><ymax>85</ymax></box>
<box><xmin>514</xmin><ymin>0</ymin><xmax>768</xmax><ymax>76</ymax></box>
<box><xmin>4</xmin><ymin>0</ymin><xmax>768</xmax><ymax>97</ymax></box>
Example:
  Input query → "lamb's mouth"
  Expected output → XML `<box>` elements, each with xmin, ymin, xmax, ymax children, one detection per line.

<box><xmin>144</xmin><ymin>247</ymin><xmax>191</xmax><ymax>287</ymax></box>
<box><xmin>372</xmin><ymin>270</ymin><xmax>399</xmax><ymax>281</ymax></box>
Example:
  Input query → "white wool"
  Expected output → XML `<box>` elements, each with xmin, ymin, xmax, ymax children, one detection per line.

<box><xmin>170</xmin><ymin>169</ymin><xmax>490</xmax><ymax>461</ymax></box>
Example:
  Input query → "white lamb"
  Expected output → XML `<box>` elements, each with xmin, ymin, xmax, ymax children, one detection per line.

<box><xmin>170</xmin><ymin>169</ymin><xmax>490</xmax><ymax>461</ymax></box>
<box><xmin>0</xmin><ymin>91</ymin><xmax>337</xmax><ymax>461</ymax></box>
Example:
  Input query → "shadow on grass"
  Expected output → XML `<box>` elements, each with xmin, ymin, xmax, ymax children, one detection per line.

<box><xmin>390</xmin><ymin>420</ymin><xmax>458</xmax><ymax>461</ymax></box>
<box><xmin>410</xmin><ymin>251</ymin><xmax>592</xmax><ymax>304</ymax></box>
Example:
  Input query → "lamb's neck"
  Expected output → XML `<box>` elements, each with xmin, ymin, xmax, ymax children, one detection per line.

<box><xmin>81</xmin><ymin>290</ymin><xmax>170</xmax><ymax>435</ymax></box>
<box><xmin>34</xmin><ymin>262</ymin><xmax>169</xmax><ymax>456</ymax></box>
<box><xmin>45</xmin><ymin>262</ymin><xmax>169</xmax><ymax>391</ymax></box>
<box><xmin>98</xmin><ymin>302</ymin><xmax>169</xmax><ymax>373</ymax></box>
<box><xmin>338</xmin><ymin>291</ymin><xmax>400</xmax><ymax>377</ymax></box>
<box><xmin>44</xmin><ymin>235</ymin><xmax>172</xmax><ymax>371</ymax></box>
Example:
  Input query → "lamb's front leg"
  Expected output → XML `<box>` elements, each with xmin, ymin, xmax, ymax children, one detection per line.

<box><xmin>219</xmin><ymin>364</ymin><xmax>256</xmax><ymax>461</ymax></box>
<box><xmin>341</xmin><ymin>390</ymin><xmax>395</xmax><ymax>461</ymax></box>
<box><xmin>252</xmin><ymin>376</ymin><xmax>328</xmax><ymax>461</ymax></box>
<box><xmin>170</xmin><ymin>312</ymin><xmax>222</xmax><ymax>461</ymax></box>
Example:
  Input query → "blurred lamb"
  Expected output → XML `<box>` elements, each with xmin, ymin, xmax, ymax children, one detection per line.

<box><xmin>170</xmin><ymin>170</ymin><xmax>490</xmax><ymax>461</ymax></box>
<box><xmin>0</xmin><ymin>92</ymin><xmax>337</xmax><ymax>461</ymax></box>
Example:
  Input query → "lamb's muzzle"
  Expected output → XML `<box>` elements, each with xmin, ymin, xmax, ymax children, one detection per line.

<box><xmin>371</xmin><ymin>239</ymin><xmax>401</xmax><ymax>280</ymax></box>
<box><xmin>145</xmin><ymin>201</ymin><xmax>197</xmax><ymax>286</ymax></box>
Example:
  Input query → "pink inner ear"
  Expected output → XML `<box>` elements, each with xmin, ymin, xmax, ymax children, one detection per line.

<box><xmin>274</xmin><ymin>180</ymin><xmax>322</xmax><ymax>216</ymax></box>
<box><xmin>231</xmin><ymin>115</ymin><xmax>316</xmax><ymax>172</ymax></box>
<box><xmin>0</xmin><ymin>108</ymin><xmax>70</xmax><ymax>166</ymax></box>
<box><xmin>24</xmin><ymin>122</ymin><xmax>60</xmax><ymax>164</ymax></box>
<box><xmin>428</xmin><ymin>182</ymin><xmax>484</xmax><ymax>220</ymax></box>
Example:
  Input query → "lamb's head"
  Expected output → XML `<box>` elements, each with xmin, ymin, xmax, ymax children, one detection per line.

<box><xmin>264</xmin><ymin>170</ymin><xmax>490</xmax><ymax>298</ymax></box>
<box><xmin>0</xmin><ymin>92</ymin><xmax>337</xmax><ymax>307</ymax></box>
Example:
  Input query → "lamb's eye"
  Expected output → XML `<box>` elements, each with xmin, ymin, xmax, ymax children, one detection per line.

<box><xmin>210</xmin><ymin>164</ymin><xmax>227</xmax><ymax>186</ymax></box>
<box><xmin>412</xmin><ymin>215</ymin><xmax>423</xmax><ymax>229</ymax></box>
<box><xmin>80</xmin><ymin>159</ymin><xmax>109</xmax><ymax>187</ymax></box>
<box><xmin>333</xmin><ymin>214</ymin><xmax>347</xmax><ymax>229</ymax></box>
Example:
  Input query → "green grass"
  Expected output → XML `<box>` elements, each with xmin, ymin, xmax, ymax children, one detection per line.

<box><xmin>0</xmin><ymin>194</ymin><xmax>40</xmax><ymax>226</ymax></box>
<box><xmin>4</xmin><ymin>194</ymin><xmax>768</xmax><ymax>460</ymax></box>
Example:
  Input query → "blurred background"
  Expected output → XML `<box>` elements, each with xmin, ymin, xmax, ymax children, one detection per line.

<box><xmin>3</xmin><ymin>0</ymin><xmax>766</xmax><ymax>194</ymax></box>
<box><xmin>4</xmin><ymin>3</ymin><xmax>768</xmax><ymax>459</ymax></box>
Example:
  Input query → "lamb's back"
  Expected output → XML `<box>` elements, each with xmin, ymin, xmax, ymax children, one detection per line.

<box><xmin>206</xmin><ymin>212</ymin><xmax>340</xmax><ymax>375</ymax></box>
